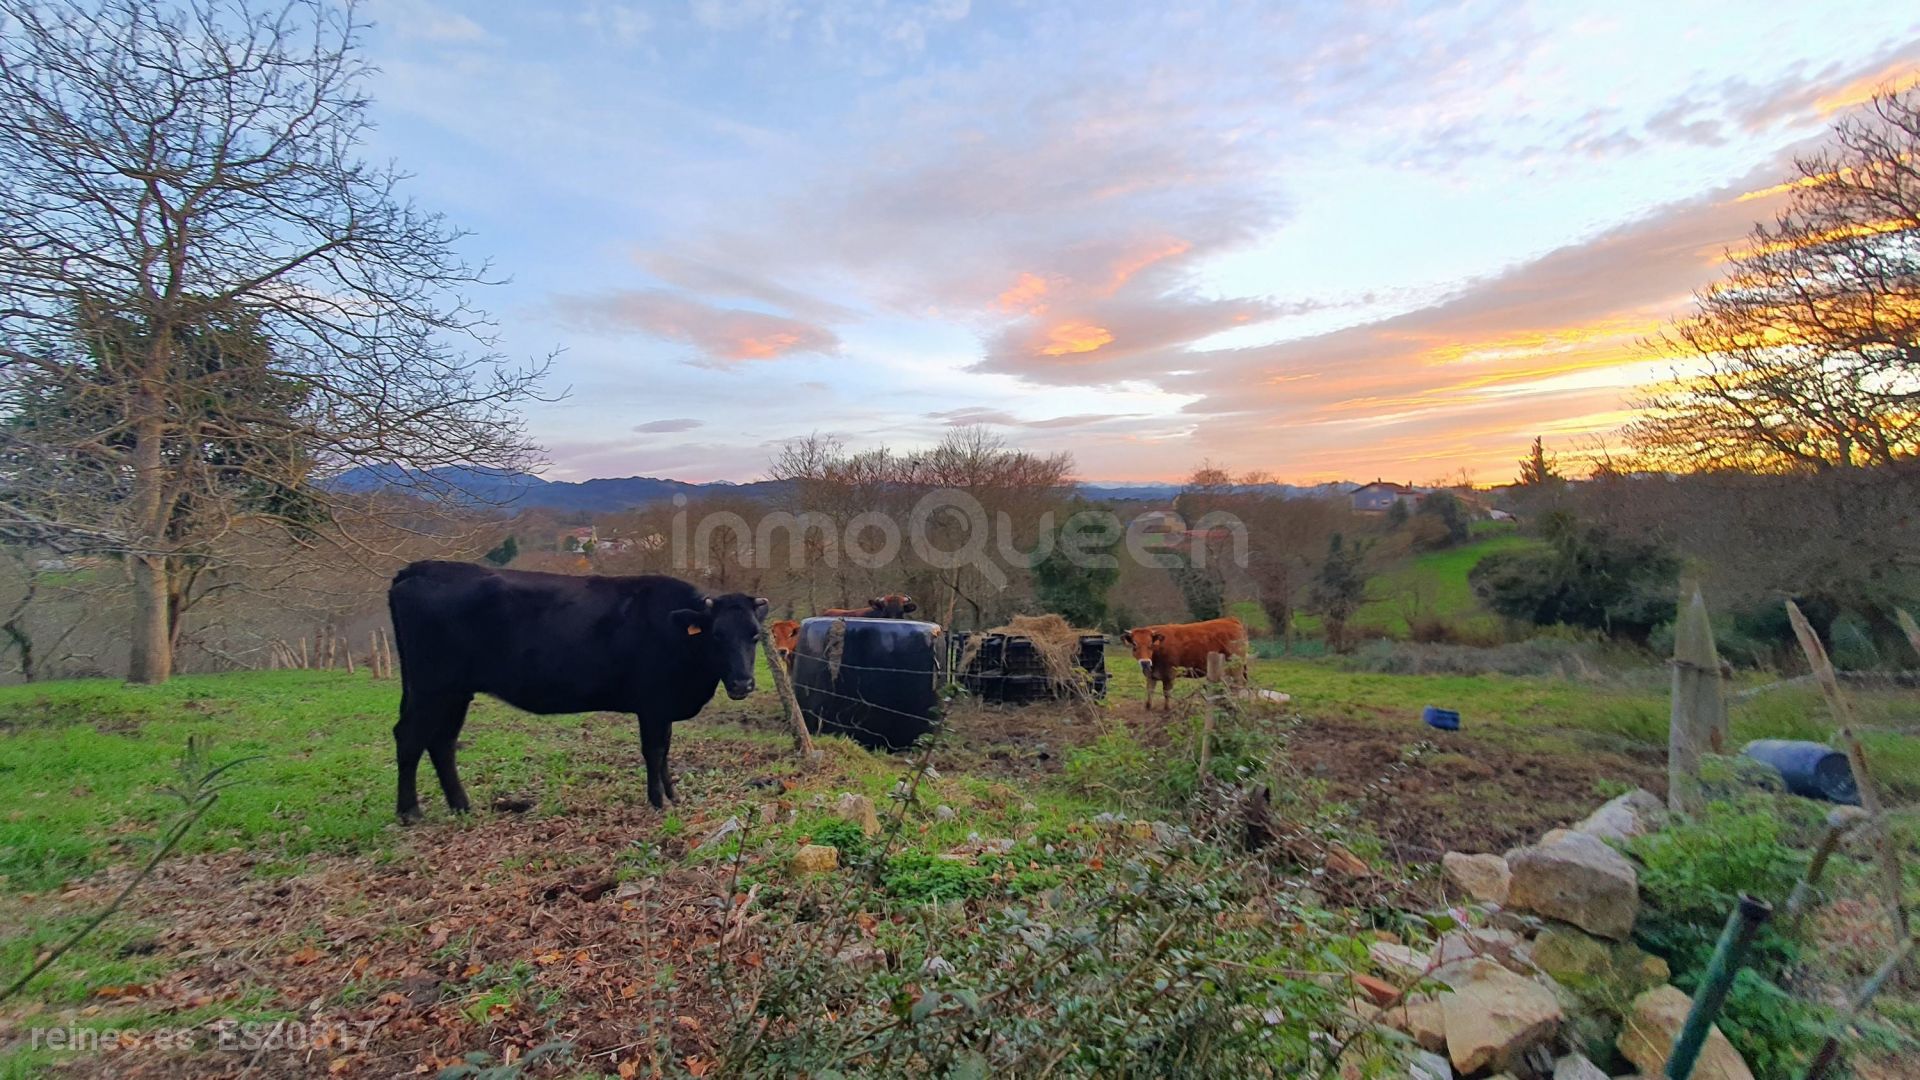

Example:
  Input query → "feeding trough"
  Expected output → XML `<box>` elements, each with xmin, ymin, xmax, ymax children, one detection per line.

<box><xmin>1422</xmin><ymin>705</ymin><xmax>1460</xmax><ymax>731</ymax></box>
<box><xmin>790</xmin><ymin>617</ymin><xmax>942</xmax><ymax>751</ymax></box>
<box><xmin>950</xmin><ymin>615</ymin><xmax>1109</xmax><ymax>704</ymax></box>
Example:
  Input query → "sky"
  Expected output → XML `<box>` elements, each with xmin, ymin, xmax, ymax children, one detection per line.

<box><xmin>359</xmin><ymin>0</ymin><xmax>1920</xmax><ymax>485</ymax></box>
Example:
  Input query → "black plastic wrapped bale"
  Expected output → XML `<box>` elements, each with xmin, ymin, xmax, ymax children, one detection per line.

<box><xmin>791</xmin><ymin>617</ymin><xmax>942</xmax><ymax>750</ymax></box>
<box><xmin>950</xmin><ymin>630</ymin><xmax>1109</xmax><ymax>704</ymax></box>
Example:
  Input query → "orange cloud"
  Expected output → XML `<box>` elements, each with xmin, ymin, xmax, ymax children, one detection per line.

<box><xmin>1104</xmin><ymin>238</ymin><xmax>1192</xmax><ymax>294</ymax></box>
<box><xmin>1730</xmin><ymin>217</ymin><xmax>1913</xmax><ymax>259</ymax></box>
<box><xmin>997</xmin><ymin>272</ymin><xmax>1052</xmax><ymax>314</ymax></box>
<box><xmin>1039</xmin><ymin>321</ymin><xmax>1115</xmax><ymax>356</ymax></box>
<box><xmin>1814</xmin><ymin>64</ymin><xmax>1920</xmax><ymax>116</ymax></box>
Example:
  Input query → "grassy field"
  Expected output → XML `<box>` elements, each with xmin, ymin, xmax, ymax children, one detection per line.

<box><xmin>1</xmin><ymin>656</ymin><xmax>1916</xmax><ymax>1075</ymax></box>
<box><xmin>1350</xmin><ymin>531</ymin><xmax>1542</xmax><ymax>638</ymax></box>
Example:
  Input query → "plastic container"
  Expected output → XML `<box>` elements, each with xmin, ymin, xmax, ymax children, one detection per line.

<box><xmin>1422</xmin><ymin>706</ymin><xmax>1461</xmax><ymax>731</ymax></box>
<box><xmin>1742</xmin><ymin>740</ymin><xmax>1860</xmax><ymax>804</ymax></box>
<box><xmin>791</xmin><ymin>617</ymin><xmax>941</xmax><ymax>751</ymax></box>
<box><xmin>949</xmin><ymin>631</ymin><xmax>1109</xmax><ymax>703</ymax></box>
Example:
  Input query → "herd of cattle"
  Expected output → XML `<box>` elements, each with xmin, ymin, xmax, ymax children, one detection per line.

<box><xmin>385</xmin><ymin>562</ymin><xmax>1249</xmax><ymax>822</ymax></box>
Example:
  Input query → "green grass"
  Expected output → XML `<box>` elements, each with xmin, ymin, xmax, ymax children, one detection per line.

<box><xmin>1351</xmin><ymin>532</ymin><xmax>1543</xmax><ymax>638</ymax></box>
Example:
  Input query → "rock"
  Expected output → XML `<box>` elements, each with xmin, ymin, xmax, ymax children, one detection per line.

<box><xmin>1439</xmin><ymin>959</ymin><xmax>1563</xmax><ymax>1075</ymax></box>
<box><xmin>1539</xmin><ymin>828</ymin><xmax>1574</xmax><ymax>847</ymax></box>
<box><xmin>1352</xmin><ymin>973</ymin><xmax>1402</xmax><ymax>1006</ymax></box>
<box><xmin>1533</xmin><ymin>926</ymin><xmax>1669</xmax><ymax>1010</ymax></box>
<box><xmin>1382</xmin><ymin>994</ymin><xmax>1448</xmax><ymax>1052</ymax></box>
<box><xmin>790</xmin><ymin>844</ymin><xmax>839</xmax><ymax>875</ymax></box>
<box><xmin>1505</xmin><ymin>832</ymin><xmax>1639</xmax><ymax>940</ymax></box>
<box><xmin>933</xmin><ymin>804</ymin><xmax>957</xmax><ymax>822</ymax></box>
<box><xmin>757</xmin><ymin>802</ymin><xmax>779</xmax><ymax>826</ymax></box>
<box><xmin>1324</xmin><ymin>843</ymin><xmax>1372</xmax><ymax>877</ymax></box>
<box><xmin>1020</xmin><ymin>801</ymin><xmax>1039</xmax><ymax>813</ymax></box>
<box><xmin>1432</xmin><ymin>929</ymin><xmax>1532</xmax><ymax>983</ymax></box>
<box><xmin>1553</xmin><ymin>1053</ymin><xmax>1610</xmax><ymax>1080</ymax></box>
<box><xmin>1409</xmin><ymin>1049</ymin><xmax>1452</xmax><ymax>1080</ymax></box>
<box><xmin>949</xmin><ymin>835</ymin><xmax>1015</xmax><ymax>856</ymax></box>
<box><xmin>1570</xmin><ymin>788</ymin><xmax>1667</xmax><ymax>844</ymax></box>
<box><xmin>834</xmin><ymin>941</ymin><xmax>886</xmax><ymax>973</ymax></box>
<box><xmin>1443</xmin><ymin>851</ymin><xmax>1511</xmax><ymax>904</ymax></box>
<box><xmin>695</xmin><ymin>816</ymin><xmax>744</xmax><ymax>851</ymax></box>
<box><xmin>1128</xmin><ymin>820</ymin><xmax>1155</xmax><ymax>842</ymax></box>
<box><xmin>1370</xmin><ymin>941</ymin><xmax>1432</xmax><ymax>979</ymax></box>
<box><xmin>834</xmin><ymin>792</ymin><xmax>881</xmax><ymax>836</ymax></box>
<box><xmin>1148</xmin><ymin>821</ymin><xmax>1185</xmax><ymax>849</ymax></box>
<box><xmin>1618</xmin><ymin>985</ymin><xmax>1754</xmax><ymax>1080</ymax></box>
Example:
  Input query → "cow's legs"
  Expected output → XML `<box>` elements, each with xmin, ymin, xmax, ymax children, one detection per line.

<box><xmin>394</xmin><ymin>689</ymin><xmax>432</xmax><ymax>824</ymax></box>
<box><xmin>636</xmin><ymin>714</ymin><xmax>672</xmax><ymax>810</ymax></box>
<box><xmin>426</xmin><ymin>693</ymin><xmax>475</xmax><ymax>814</ymax></box>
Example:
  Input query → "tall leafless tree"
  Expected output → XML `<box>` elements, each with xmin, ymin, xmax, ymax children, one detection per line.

<box><xmin>0</xmin><ymin>0</ymin><xmax>547</xmax><ymax>682</ymax></box>
<box><xmin>1627</xmin><ymin>87</ymin><xmax>1920</xmax><ymax>472</ymax></box>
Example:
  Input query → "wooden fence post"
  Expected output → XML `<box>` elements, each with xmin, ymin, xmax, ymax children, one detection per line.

<box><xmin>761</xmin><ymin>630</ymin><xmax>816</xmax><ymax>761</ymax></box>
<box><xmin>1199</xmin><ymin>651</ymin><xmax>1226</xmax><ymax>781</ymax></box>
<box><xmin>1787</xmin><ymin>600</ymin><xmax>1911</xmax><ymax>979</ymax></box>
<box><xmin>1668</xmin><ymin>588</ymin><xmax>1723</xmax><ymax>815</ymax></box>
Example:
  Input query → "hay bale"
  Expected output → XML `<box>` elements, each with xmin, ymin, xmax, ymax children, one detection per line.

<box><xmin>957</xmin><ymin>613</ymin><xmax>1102</xmax><ymax>698</ymax></box>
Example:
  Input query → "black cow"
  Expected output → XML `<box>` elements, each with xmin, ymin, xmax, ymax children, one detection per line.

<box><xmin>386</xmin><ymin>560</ymin><xmax>768</xmax><ymax>821</ymax></box>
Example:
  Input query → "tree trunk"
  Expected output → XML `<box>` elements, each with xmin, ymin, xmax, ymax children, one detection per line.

<box><xmin>126</xmin><ymin>391</ymin><xmax>173</xmax><ymax>684</ymax></box>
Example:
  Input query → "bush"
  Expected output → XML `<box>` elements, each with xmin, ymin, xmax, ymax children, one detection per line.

<box><xmin>1469</xmin><ymin>513</ymin><xmax>1679</xmax><ymax>643</ymax></box>
<box><xmin>727</xmin><ymin>850</ymin><xmax>1366</xmax><ymax>1077</ymax></box>
<box><xmin>1627</xmin><ymin>803</ymin><xmax>1829</xmax><ymax>1076</ymax></box>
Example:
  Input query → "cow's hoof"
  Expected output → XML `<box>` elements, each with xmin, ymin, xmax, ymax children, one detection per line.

<box><xmin>398</xmin><ymin>807</ymin><xmax>425</xmax><ymax>825</ymax></box>
<box><xmin>449</xmin><ymin>803</ymin><xmax>471</xmax><ymax>816</ymax></box>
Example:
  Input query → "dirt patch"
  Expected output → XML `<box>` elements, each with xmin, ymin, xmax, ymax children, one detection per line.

<box><xmin>2</xmin><ymin>737</ymin><xmax>802</xmax><ymax>1078</ymax></box>
<box><xmin>1284</xmin><ymin>715</ymin><xmax>1666</xmax><ymax>861</ymax></box>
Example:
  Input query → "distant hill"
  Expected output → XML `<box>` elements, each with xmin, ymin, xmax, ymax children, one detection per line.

<box><xmin>329</xmin><ymin>467</ymin><xmax>1357</xmax><ymax>513</ymax></box>
<box><xmin>327</xmin><ymin>466</ymin><xmax>789</xmax><ymax>513</ymax></box>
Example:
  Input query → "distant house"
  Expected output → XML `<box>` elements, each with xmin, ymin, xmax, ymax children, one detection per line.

<box><xmin>1133</xmin><ymin>509</ymin><xmax>1187</xmax><ymax>534</ymax></box>
<box><xmin>558</xmin><ymin>525</ymin><xmax>597</xmax><ymax>553</ymax></box>
<box><xmin>1350</xmin><ymin>480</ymin><xmax>1423</xmax><ymax>514</ymax></box>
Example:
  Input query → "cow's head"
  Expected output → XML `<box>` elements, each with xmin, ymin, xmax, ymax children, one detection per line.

<box><xmin>1119</xmin><ymin>627</ymin><xmax>1164</xmax><ymax>676</ymax></box>
<box><xmin>768</xmin><ymin>619</ymin><xmax>801</xmax><ymax>665</ymax></box>
<box><xmin>869</xmin><ymin>594</ymin><xmax>917</xmax><ymax>618</ymax></box>
<box><xmin>674</xmin><ymin>594</ymin><xmax>770</xmax><ymax>699</ymax></box>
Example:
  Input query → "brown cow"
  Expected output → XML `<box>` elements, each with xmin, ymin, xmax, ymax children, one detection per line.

<box><xmin>768</xmin><ymin>618</ymin><xmax>801</xmax><ymax>668</ymax></box>
<box><xmin>822</xmin><ymin>594</ymin><xmax>917</xmax><ymax>619</ymax></box>
<box><xmin>1120</xmin><ymin>617</ymin><xmax>1248</xmax><ymax>710</ymax></box>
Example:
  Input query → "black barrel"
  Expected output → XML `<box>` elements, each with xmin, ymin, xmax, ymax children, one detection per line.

<box><xmin>1742</xmin><ymin>740</ymin><xmax>1860</xmax><ymax>804</ymax></box>
<box><xmin>792</xmin><ymin>617</ymin><xmax>942</xmax><ymax>750</ymax></box>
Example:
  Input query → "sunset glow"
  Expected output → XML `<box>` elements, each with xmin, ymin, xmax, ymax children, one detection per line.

<box><xmin>1039</xmin><ymin>322</ymin><xmax>1116</xmax><ymax>357</ymax></box>
<box><xmin>361</xmin><ymin>2</ymin><xmax>1920</xmax><ymax>483</ymax></box>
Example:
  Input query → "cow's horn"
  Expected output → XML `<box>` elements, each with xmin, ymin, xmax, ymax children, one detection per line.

<box><xmin>704</xmin><ymin>597</ymin><xmax>714</xmax><ymax>610</ymax></box>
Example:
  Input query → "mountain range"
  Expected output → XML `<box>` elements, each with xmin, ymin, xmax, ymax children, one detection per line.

<box><xmin>329</xmin><ymin>466</ymin><xmax>1354</xmax><ymax>514</ymax></box>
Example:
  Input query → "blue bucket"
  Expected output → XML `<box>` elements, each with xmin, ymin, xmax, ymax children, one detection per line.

<box><xmin>1743</xmin><ymin>740</ymin><xmax>1860</xmax><ymax>805</ymax></box>
<box><xmin>1423</xmin><ymin>706</ymin><xmax>1460</xmax><ymax>731</ymax></box>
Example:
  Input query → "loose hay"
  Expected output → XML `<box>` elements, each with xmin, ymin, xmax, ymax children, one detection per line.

<box><xmin>955</xmin><ymin>613</ymin><xmax>1103</xmax><ymax>699</ymax></box>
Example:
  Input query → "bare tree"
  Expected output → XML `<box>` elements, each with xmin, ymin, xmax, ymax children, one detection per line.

<box><xmin>0</xmin><ymin>0</ymin><xmax>547</xmax><ymax>682</ymax></box>
<box><xmin>1627</xmin><ymin>87</ymin><xmax>1920</xmax><ymax>472</ymax></box>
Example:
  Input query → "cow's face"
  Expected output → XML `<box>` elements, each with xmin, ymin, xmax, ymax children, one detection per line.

<box><xmin>675</xmin><ymin>594</ymin><xmax>770</xmax><ymax>699</ymax></box>
<box><xmin>769</xmin><ymin>619</ymin><xmax>801</xmax><ymax>663</ymax></box>
<box><xmin>870</xmin><ymin>594</ymin><xmax>917</xmax><ymax>618</ymax></box>
<box><xmin>1119</xmin><ymin>628</ymin><xmax>1163</xmax><ymax>676</ymax></box>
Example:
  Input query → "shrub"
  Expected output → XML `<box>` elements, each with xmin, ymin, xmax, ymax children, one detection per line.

<box><xmin>725</xmin><ymin>850</ymin><xmax>1365</xmax><ymax>1077</ymax></box>
<box><xmin>1627</xmin><ymin>803</ymin><xmax>1828</xmax><ymax>1076</ymax></box>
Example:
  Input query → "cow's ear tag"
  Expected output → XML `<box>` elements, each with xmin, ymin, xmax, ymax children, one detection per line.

<box><xmin>685</xmin><ymin>625</ymin><xmax>703</xmax><ymax>636</ymax></box>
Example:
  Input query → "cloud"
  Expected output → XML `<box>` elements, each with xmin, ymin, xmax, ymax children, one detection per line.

<box><xmin>1724</xmin><ymin>40</ymin><xmax>1920</xmax><ymax>132</ymax></box>
<box><xmin>633</xmin><ymin>418</ymin><xmax>705</xmax><ymax>433</ymax></box>
<box><xmin>552</xmin><ymin>289</ymin><xmax>840</xmax><ymax>364</ymax></box>
<box><xmin>374</xmin><ymin>0</ymin><xmax>488</xmax><ymax>43</ymax></box>
<box><xmin>926</xmin><ymin>407</ymin><xmax>1141</xmax><ymax>430</ymax></box>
